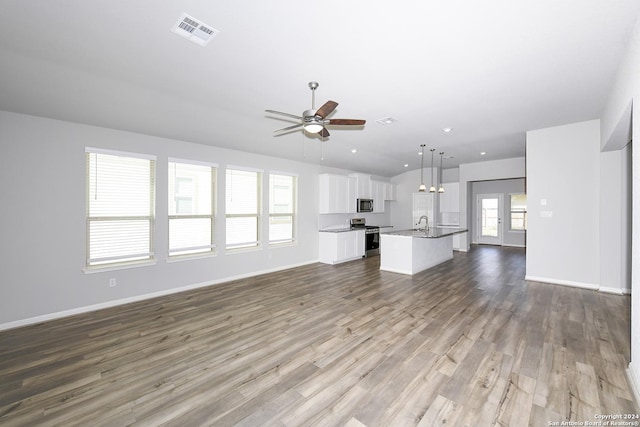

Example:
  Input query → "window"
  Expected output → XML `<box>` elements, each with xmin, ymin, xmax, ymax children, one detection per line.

<box><xmin>168</xmin><ymin>159</ymin><xmax>216</xmax><ymax>257</ymax></box>
<box><xmin>86</xmin><ymin>148</ymin><xmax>155</xmax><ymax>267</ymax></box>
<box><xmin>226</xmin><ymin>168</ymin><xmax>261</xmax><ymax>250</ymax></box>
<box><xmin>269</xmin><ymin>174</ymin><xmax>296</xmax><ymax>244</ymax></box>
<box><xmin>510</xmin><ymin>194</ymin><xmax>527</xmax><ymax>231</ymax></box>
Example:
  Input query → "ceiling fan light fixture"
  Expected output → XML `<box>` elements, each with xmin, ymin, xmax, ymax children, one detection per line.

<box><xmin>266</xmin><ymin>82</ymin><xmax>365</xmax><ymax>139</ymax></box>
<box><xmin>304</xmin><ymin>123</ymin><xmax>324</xmax><ymax>133</ymax></box>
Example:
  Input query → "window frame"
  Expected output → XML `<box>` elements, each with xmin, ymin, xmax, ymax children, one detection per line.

<box><xmin>168</xmin><ymin>158</ymin><xmax>217</xmax><ymax>258</ymax></box>
<box><xmin>85</xmin><ymin>147</ymin><xmax>156</xmax><ymax>270</ymax></box>
<box><xmin>509</xmin><ymin>193</ymin><xmax>527</xmax><ymax>232</ymax></box>
<box><xmin>268</xmin><ymin>172</ymin><xmax>297</xmax><ymax>245</ymax></box>
<box><xmin>225</xmin><ymin>166</ymin><xmax>263</xmax><ymax>251</ymax></box>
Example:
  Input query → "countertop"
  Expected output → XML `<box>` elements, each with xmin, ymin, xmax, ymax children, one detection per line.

<box><xmin>319</xmin><ymin>225</ymin><xmax>393</xmax><ymax>233</ymax></box>
<box><xmin>383</xmin><ymin>227</ymin><xmax>468</xmax><ymax>239</ymax></box>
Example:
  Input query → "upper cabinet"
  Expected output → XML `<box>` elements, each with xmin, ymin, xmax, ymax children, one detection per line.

<box><xmin>371</xmin><ymin>180</ymin><xmax>384</xmax><ymax>213</ymax></box>
<box><xmin>349</xmin><ymin>173</ymin><xmax>372</xmax><ymax>199</ymax></box>
<box><xmin>438</xmin><ymin>182</ymin><xmax>460</xmax><ymax>225</ymax></box>
<box><xmin>384</xmin><ymin>182</ymin><xmax>395</xmax><ymax>201</ymax></box>
<box><xmin>319</xmin><ymin>173</ymin><xmax>356</xmax><ymax>214</ymax></box>
<box><xmin>320</xmin><ymin>173</ymin><xmax>395</xmax><ymax>215</ymax></box>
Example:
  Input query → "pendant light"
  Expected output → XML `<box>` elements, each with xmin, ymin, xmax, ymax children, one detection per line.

<box><xmin>418</xmin><ymin>144</ymin><xmax>426</xmax><ymax>192</ymax></box>
<box><xmin>429</xmin><ymin>148</ymin><xmax>436</xmax><ymax>193</ymax></box>
<box><xmin>438</xmin><ymin>152</ymin><xmax>445</xmax><ymax>193</ymax></box>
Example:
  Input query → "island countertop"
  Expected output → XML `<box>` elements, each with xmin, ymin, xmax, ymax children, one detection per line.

<box><xmin>383</xmin><ymin>227</ymin><xmax>467</xmax><ymax>239</ymax></box>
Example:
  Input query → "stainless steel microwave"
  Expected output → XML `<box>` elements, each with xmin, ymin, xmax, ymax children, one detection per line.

<box><xmin>357</xmin><ymin>198</ymin><xmax>374</xmax><ymax>212</ymax></box>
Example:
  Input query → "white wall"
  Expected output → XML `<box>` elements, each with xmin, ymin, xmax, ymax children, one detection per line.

<box><xmin>599</xmin><ymin>12</ymin><xmax>639</xmax><ymax>401</ymax></box>
<box><xmin>631</xmin><ymin>101</ymin><xmax>640</xmax><ymax>403</ymax></box>
<box><xmin>458</xmin><ymin>158</ymin><xmax>526</xmax><ymax>250</ymax></box>
<box><xmin>0</xmin><ymin>111</ymin><xmax>322</xmax><ymax>328</ymax></box>
<box><xmin>599</xmin><ymin>145</ymin><xmax>632</xmax><ymax>294</ymax></box>
<box><xmin>601</xmin><ymin>15</ymin><xmax>639</xmax><ymax>151</ymax></box>
<box><xmin>525</xmin><ymin>120</ymin><xmax>600</xmax><ymax>289</ymax></box>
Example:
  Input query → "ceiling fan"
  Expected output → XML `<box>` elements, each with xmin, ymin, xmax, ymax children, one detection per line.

<box><xmin>265</xmin><ymin>81</ymin><xmax>366</xmax><ymax>138</ymax></box>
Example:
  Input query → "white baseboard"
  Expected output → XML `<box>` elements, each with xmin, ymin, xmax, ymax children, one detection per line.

<box><xmin>599</xmin><ymin>286</ymin><xmax>631</xmax><ymax>295</ymax></box>
<box><xmin>525</xmin><ymin>275</ymin><xmax>630</xmax><ymax>295</ymax></box>
<box><xmin>525</xmin><ymin>275</ymin><xmax>599</xmax><ymax>291</ymax></box>
<box><xmin>627</xmin><ymin>363</ymin><xmax>640</xmax><ymax>407</ymax></box>
<box><xmin>0</xmin><ymin>259</ymin><xmax>319</xmax><ymax>332</ymax></box>
<box><xmin>470</xmin><ymin>242</ymin><xmax>526</xmax><ymax>248</ymax></box>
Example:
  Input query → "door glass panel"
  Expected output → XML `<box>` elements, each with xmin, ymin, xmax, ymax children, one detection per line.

<box><xmin>481</xmin><ymin>198</ymin><xmax>499</xmax><ymax>237</ymax></box>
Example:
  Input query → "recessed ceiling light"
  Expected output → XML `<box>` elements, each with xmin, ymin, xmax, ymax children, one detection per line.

<box><xmin>443</xmin><ymin>127</ymin><xmax>453</xmax><ymax>133</ymax></box>
<box><xmin>404</xmin><ymin>164</ymin><xmax>409</xmax><ymax>168</ymax></box>
<box><xmin>351</xmin><ymin>148</ymin><xmax>357</xmax><ymax>153</ymax></box>
<box><xmin>480</xmin><ymin>151</ymin><xmax>486</xmax><ymax>156</ymax></box>
<box><xmin>376</xmin><ymin>117</ymin><xmax>398</xmax><ymax>125</ymax></box>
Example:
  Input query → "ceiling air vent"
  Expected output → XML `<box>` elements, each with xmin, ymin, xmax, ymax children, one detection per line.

<box><xmin>171</xmin><ymin>13</ymin><xmax>218</xmax><ymax>46</ymax></box>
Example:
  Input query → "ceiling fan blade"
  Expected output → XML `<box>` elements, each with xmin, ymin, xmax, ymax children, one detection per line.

<box><xmin>274</xmin><ymin>123</ymin><xmax>304</xmax><ymax>133</ymax></box>
<box><xmin>326</xmin><ymin>119</ymin><xmax>366</xmax><ymax>126</ymax></box>
<box><xmin>265</xmin><ymin>109</ymin><xmax>303</xmax><ymax>120</ymax></box>
<box><xmin>315</xmin><ymin>100</ymin><xmax>338</xmax><ymax>119</ymax></box>
<box><xmin>319</xmin><ymin>127</ymin><xmax>330</xmax><ymax>138</ymax></box>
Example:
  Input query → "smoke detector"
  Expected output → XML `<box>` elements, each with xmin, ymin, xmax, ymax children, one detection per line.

<box><xmin>171</xmin><ymin>13</ymin><xmax>218</xmax><ymax>46</ymax></box>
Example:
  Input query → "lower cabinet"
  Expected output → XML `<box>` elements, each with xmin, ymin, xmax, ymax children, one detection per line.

<box><xmin>319</xmin><ymin>230</ymin><xmax>365</xmax><ymax>264</ymax></box>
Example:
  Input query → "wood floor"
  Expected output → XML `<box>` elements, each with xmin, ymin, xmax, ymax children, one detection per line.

<box><xmin>0</xmin><ymin>246</ymin><xmax>636</xmax><ymax>426</ymax></box>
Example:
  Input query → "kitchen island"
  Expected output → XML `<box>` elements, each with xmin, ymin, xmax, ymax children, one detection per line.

<box><xmin>380</xmin><ymin>227</ymin><xmax>467</xmax><ymax>275</ymax></box>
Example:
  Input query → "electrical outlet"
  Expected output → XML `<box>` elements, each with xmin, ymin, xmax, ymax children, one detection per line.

<box><xmin>109</xmin><ymin>278</ymin><xmax>117</xmax><ymax>287</ymax></box>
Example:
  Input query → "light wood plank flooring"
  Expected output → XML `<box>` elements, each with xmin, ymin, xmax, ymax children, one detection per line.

<box><xmin>0</xmin><ymin>246</ymin><xmax>636</xmax><ymax>426</ymax></box>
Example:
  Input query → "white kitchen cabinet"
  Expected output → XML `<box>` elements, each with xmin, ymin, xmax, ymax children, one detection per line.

<box><xmin>319</xmin><ymin>230</ymin><xmax>365</xmax><ymax>264</ymax></box>
<box><xmin>439</xmin><ymin>182</ymin><xmax>459</xmax><ymax>213</ymax></box>
<box><xmin>413</xmin><ymin>192</ymin><xmax>435</xmax><ymax>227</ymax></box>
<box><xmin>349</xmin><ymin>173</ymin><xmax>372</xmax><ymax>199</ymax></box>
<box><xmin>384</xmin><ymin>182</ymin><xmax>396</xmax><ymax>200</ymax></box>
<box><xmin>371</xmin><ymin>180</ymin><xmax>385</xmax><ymax>213</ymax></box>
<box><xmin>319</xmin><ymin>174</ymin><xmax>356</xmax><ymax>214</ymax></box>
<box><xmin>438</xmin><ymin>182</ymin><xmax>460</xmax><ymax>226</ymax></box>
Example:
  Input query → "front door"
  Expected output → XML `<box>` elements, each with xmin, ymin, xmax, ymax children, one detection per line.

<box><xmin>477</xmin><ymin>194</ymin><xmax>503</xmax><ymax>245</ymax></box>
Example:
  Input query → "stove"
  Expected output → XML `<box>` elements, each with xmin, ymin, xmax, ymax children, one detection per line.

<box><xmin>350</xmin><ymin>218</ymin><xmax>380</xmax><ymax>257</ymax></box>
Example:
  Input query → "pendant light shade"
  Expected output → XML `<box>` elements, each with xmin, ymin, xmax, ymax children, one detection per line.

<box><xmin>429</xmin><ymin>148</ymin><xmax>436</xmax><ymax>193</ymax></box>
<box><xmin>418</xmin><ymin>144</ymin><xmax>426</xmax><ymax>192</ymax></box>
<box><xmin>438</xmin><ymin>151</ymin><xmax>445</xmax><ymax>193</ymax></box>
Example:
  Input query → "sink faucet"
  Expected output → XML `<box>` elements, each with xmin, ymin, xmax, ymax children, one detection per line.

<box><xmin>417</xmin><ymin>215</ymin><xmax>429</xmax><ymax>230</ymax></box>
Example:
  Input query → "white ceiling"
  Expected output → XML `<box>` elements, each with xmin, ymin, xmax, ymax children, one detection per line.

<box><xmin>0</xmin><ymin>1</ymin><xmax>638</xmax><ymax>177</ymax></box>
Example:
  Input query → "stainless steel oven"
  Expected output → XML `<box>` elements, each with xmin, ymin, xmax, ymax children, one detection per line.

<box><xmin>350</xmin><ymin>218</ymin><xmax>379</xmax><ymax>257</ymax></box>
<box><xmin>365</xmin><ymin>226</ymin><xmax>380</xmax><ymax>257</ymax></box>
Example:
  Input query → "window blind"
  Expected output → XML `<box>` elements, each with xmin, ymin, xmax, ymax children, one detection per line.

<box><xmin>86</xmin><ymin>149</ymin><xmax>155</xmax><ymax>267</ymax></box>
<box><xmin>226</xmin><ymin>168</ymin><xmax>261</xmax><ymax>249</ymax></box>
<box><xmin>269</xmin><ymin>174</ymin><xmax>296</xmax><ymax>244</ymax></box>
<box><xmin>168</xmin><ymin>161</ymin><xmax>215</xmax><ymax>256</ymax></box>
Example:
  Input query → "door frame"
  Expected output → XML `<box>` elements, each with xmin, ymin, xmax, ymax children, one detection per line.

<box><xmin>476</xmin><ymin>193</ymin><xmax>503</xmax><ymax>245</ymax></box>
